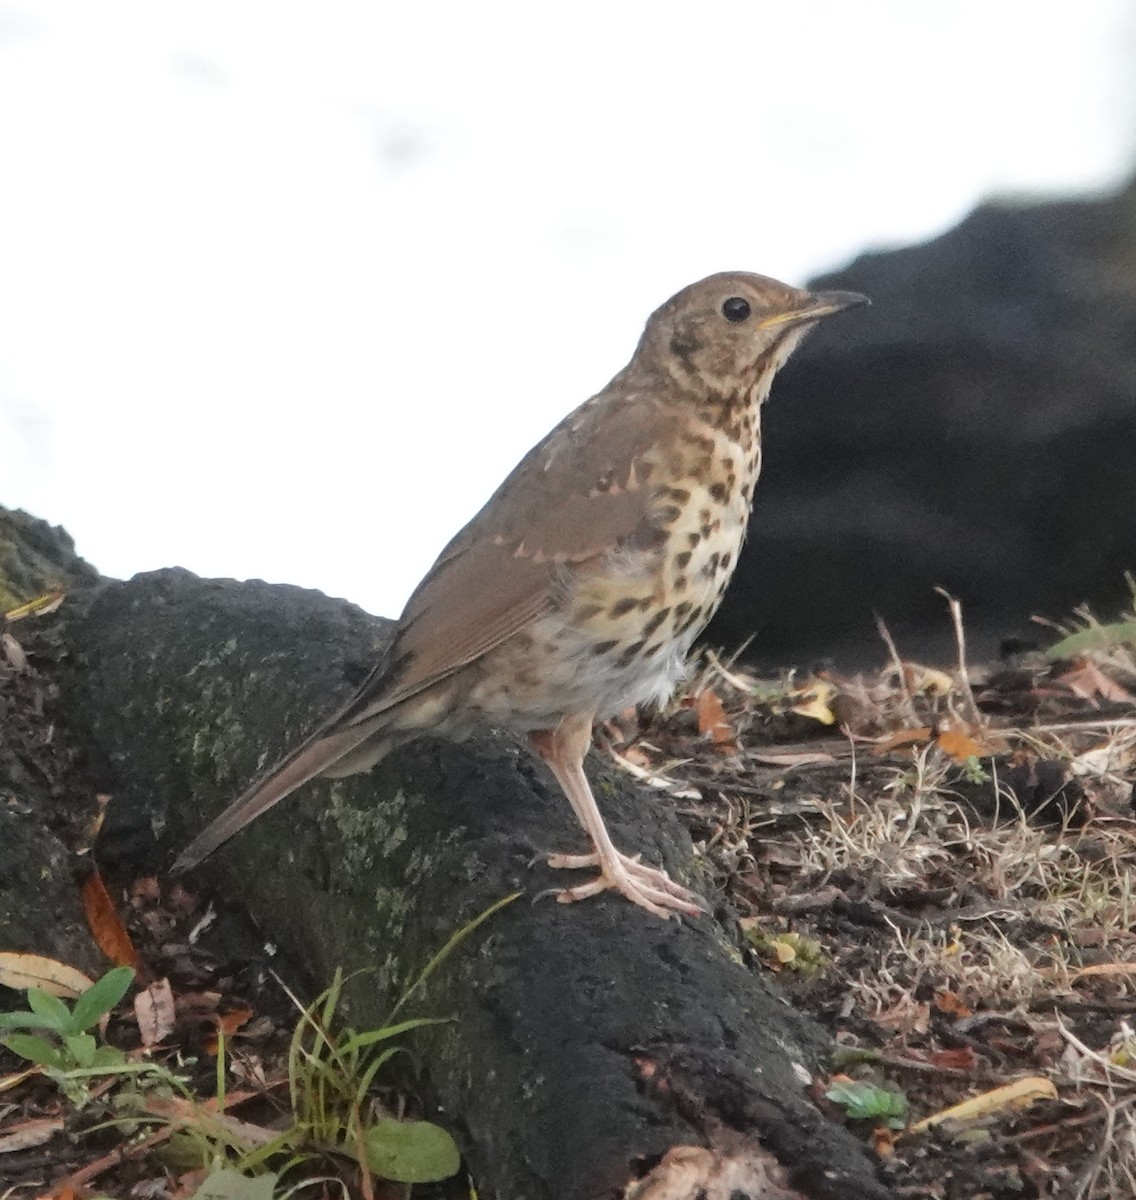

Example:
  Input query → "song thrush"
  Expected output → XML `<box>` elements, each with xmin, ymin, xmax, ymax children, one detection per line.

<box><xmin>172</xmin><ymin>271</ymin><xmax>867</xmax><ymax>917</ymax></box>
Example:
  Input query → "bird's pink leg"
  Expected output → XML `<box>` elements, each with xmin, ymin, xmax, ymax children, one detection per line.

<box><xmin>529</xmin><ymin>714</ymin><xmax>707</xmax><ymax>919</ymax></box>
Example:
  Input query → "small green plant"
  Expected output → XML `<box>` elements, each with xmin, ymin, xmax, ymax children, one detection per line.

<box><xmin>203</xmin><ymin>892</ymin><xmax>519</xmax><ymax>1191</ymax></box>
<box><xmin>0</xmin><ymin>965</ymin><xmax>149</xmax><ymax>1108</ymax></box>
<box><xmin>0</xmin><ymin>965</ymin><xmax>134</xmax><ymax>1073</ymax></box>
<box><xmin>826</xmin><ymin>1078</ymin><xmax>907</xmax><ymax>1130</ymax></box>
<box><xmin>960</xmin><ymin>755</ymin><xmax>991</xmax><ymax>784</ymax></box>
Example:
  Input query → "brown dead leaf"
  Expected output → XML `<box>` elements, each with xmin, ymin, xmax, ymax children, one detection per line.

<box><xmin>1058</xmin><ymin>660</ymin><xmax>1136</xmax><ymax>704</ymax></box>
<box><xmin>750</xmin><ymin>749</ymin><xmax>837</xmax><ymax>767</ymax></box>
<box><xmin>871</xmin><ymin>727</ymin><xmax>933</xmax><ymax>755</ymax></box>
<box><xmin>936</xmin><ymin>729</ymin><xmax>986</xmax><ymax>763</ymax></box>
<box><xmin>81</xmin><ymin>870</ymin><xmax>140</xmax><ymax>969</ymax></box>
<box><xmin>0</xmin><ymin>1115</ymin><xmax>64</xmax><ymax>1153</ymax></box>
<box><xmin>204</xmin><ymin>1006</ymin><xmax>255</xmax><ymax>1055</ymax></box>
<box><xmin>0</xmin><ymin>953</ymin><xmax>94</xmax><ymax>997</ymax></box>
<box><xmin>1072</xmin><ymin>961</ymin><xmax>1136</xmax><ymax>981</ymax></box>
<box><xmin>934</xmin><ymin>990</ymin><xmax>972</xmax><ymax>1019</ymax></box>
<box><xmin>136</xmin><ymin>978</ymin><xmax>177</xmax><ymax>1046</ymax></box>
<box><xmin>871</xmin><ymin>1126</ymin><xmax>897</xmax><ymax>1158</ymax></box>
<box><xmin>695</xmin><ymin>687</ymin><xmax>737</xmax><ymax>750</ymax></box>
<box><xmin>930</xmin><ymin>1047</ymin><xmax>977</xmax><ymax>1071</ymax></box>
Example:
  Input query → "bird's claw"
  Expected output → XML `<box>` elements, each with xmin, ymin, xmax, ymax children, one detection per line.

<box><xmin>546</xmin><ymin>848</ymin><xmax>707</xmax><ymax>918</ymax></box>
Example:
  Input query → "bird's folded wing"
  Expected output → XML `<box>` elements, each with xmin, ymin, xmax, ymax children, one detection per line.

<box><xmin>338</xmin><ymin>393</ymin><xmax>677</xmax><ymax>725</ymax></box>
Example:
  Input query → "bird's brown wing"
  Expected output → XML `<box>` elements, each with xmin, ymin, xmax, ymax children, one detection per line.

<box><xmin>337</xmin><ymin>390</ymin><xmax>677</xmax><ymax>723</ymax></box>
<box><xmin>170</xmin><ymin>391</ymin><xmax>675</xmax><ymax>874</ymax></box>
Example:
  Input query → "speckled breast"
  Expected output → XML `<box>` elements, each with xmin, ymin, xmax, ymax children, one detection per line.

<box><xmin>466</xmin><ymin>416</ymin><xmax>760</xmax><ymax>730</ymax></box>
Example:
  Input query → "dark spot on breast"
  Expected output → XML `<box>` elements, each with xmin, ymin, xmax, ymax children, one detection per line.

<box><xmin>721</xmin><ymin>551</ymin><xmax>732</xmax><ymax>569</ymax></box>
<box><xmin>574</xmin><ymin>602</ymin><xmax>603</xmax><ymax>622</ymax></box>
<box><xmin>645</xmin><ymin>640</ymin><xmax>664</xmax><ymax>657</ymax></box>
<box><xmin>641</xmin><ymin>607</ymin><xmax>671</xmax><ymax>638</ymax></box>
<box><xmin>673</xmin><ymin>574</ymin><xmax>688</xmax><ymax>593</ymax></box>
<box><xmin>592</xmin><ymin>639</ymin><xmax>618</xmax><ymax>656</ymax></box>
<box><xmin>609</xmin><ymin>597</ymin><xmax>639</xmax><ymax>618</ymax></box>
<box><xmin>617</xmin><ymin>639</ymin><xmax>647</xmax><ymax>667</ymax></box>
<box><xmin>687</xmin><ymin>532</ymin><xmax>701</xmax><ymax>548</ymax></box>
<box><xmin>656</xmin><ymin>504</ymin><xmax>682</xmax><ymax>526</ymax></box>
<box><xmin>674</xmin><ymin>550</ymin><xmax>692</xmax><ymax>570</ymax></box>
<box><xmin>674</xmin><ymin>601</ymin><xmax>693</xmax><ymax>621</ymax></box>
<box><xmin>709</xmin><ymin>480</ymin><xmax>729</xmax><ymax>503</ymax></box>
<box><xmin>699</xmin><ymin>507</ymin><xmax>712</xmax><ymax>523</ymax></box>
<box><xmin>701</xmin><ymin>552</ymin><xmax>721</xmax><ymax>579</ymax></box>
<box><xmin>678</xmin><ymin>607</ymin><xmax>704</xmax><ymax>634</ymax></box>
<box><xmin>665</xmin><ymin>486</ymin><xmax>691</xmax><ymax>503</ymax></box>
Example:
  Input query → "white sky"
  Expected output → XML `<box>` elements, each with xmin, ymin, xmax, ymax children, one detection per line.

<box><xmin>2</xmin><ymin>0</ymin><xmax>1134</xmax><ymax>619</ymax></box>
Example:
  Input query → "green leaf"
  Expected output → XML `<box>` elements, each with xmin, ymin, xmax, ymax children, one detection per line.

<box><xmin>90</xmin><ymin>1044</ymin><xmax>128</xmax><ymax>1069</ymax></box>
<box><xmin>1047</xmin><ymin>620</ymin><xmax>1136</xmax><ymax>659</ymax></box>
<box><xmin>190</xmin><ymin>1168</ymin><xmax>280</xmax><ymax>1200</ymax></box>
<box><xmin>826</xmin><ymin>1079</ymin><xmax>907</xmax><ymax>1127</ymax></box>
<box><xmin>70</xmin><ymin>967</ymin><xmax>135</xmax><ymax>1032</ymax></box>
<box><xmin>26</xmin><ymin>988</ymin><xmax>74</xmax><ymax>1034</ymax></box>
<box><xmin>0</xmin><ymin>1010</ymin><xmax>64</xmax><ymax>1031</ymax></box>
<box><xmin>63</xmin><ymin>1033</ymin><xmax>98</xmax><ymax>1068</ymax></box>
<box><xmin>339</xmin><ymin>1016</ymin><xmax>452</xmax><ymax>1056</ymax></box>
<box><xmin>361</xmin><ymin>1117</ymin><xmax>461</xmax><ymax>1183</ymax></box>
<box><xmin>3</xmin><ymin>1032</ymin><xmax>65</xmax><ymax>1067</ymax></box>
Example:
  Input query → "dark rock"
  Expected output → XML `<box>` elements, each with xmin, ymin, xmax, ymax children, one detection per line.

<box><xmin>59</xmin><ymin>566</ymin><xmax>893</xmax><ymax>1200</ymax></box>
<box><xmin>0</xmin><ymin>507</ymin><xmax>98</xmax><ymax>611</ymax></box>
<box><xmin>0</xmin><ymin>509</ymin><xmax>104</xmax><ymax>974</ymax></box>
<box><xmin>708</xmin><ymin>176</ymin><xmax>1136</xmax><ymax>667</ymax></box>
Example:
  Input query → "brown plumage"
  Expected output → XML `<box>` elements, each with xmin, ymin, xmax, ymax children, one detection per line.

<box><xmin>171</xmin><ymin>272</ymin><xmax>868</xmax><ymax>917</ymax></box>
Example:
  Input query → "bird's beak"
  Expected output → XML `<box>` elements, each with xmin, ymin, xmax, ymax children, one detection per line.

<box><xmin>758</xmin><ymin>290</ymin><xmax>870</xmax><ymax>330</ymax></box>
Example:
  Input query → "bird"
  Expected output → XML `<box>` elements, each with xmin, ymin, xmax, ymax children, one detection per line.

<box><xmin>171</xmin><ymin>271</ymin><xmax>868</xmax><ymax>918</ymax></box>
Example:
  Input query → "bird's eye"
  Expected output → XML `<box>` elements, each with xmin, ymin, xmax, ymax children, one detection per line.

<box><xmin>721</xmin><ymin>297</ymin><xmax>751</xmax><ymax>323</ymax></box>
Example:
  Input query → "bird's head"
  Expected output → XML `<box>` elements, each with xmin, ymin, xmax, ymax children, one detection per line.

<box><xmin>636</xmin><ymin>271</ymin><xmax>868</xmax><ymax>402</ymax></box>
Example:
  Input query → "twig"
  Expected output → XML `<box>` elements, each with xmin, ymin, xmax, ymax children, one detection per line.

<box><xmin>935</xmin><ymin>587</ymin><xmax>984</xmax><ymax>728</ymax></box>
<box><xmin>874</xmin><ymin>614</ymin><xmax>921</xmax><ymax>727</ymax></box>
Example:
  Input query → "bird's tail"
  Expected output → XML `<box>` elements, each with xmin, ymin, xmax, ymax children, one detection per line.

<box><xmin>169</xmin><ymin>718</ymin><xmax>389</xmax><ymax>876</ymax></box>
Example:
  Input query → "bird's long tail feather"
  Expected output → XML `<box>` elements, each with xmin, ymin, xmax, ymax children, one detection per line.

<box><xmin>169</xmin><ymin>720</ymin><xmax>382</xmax><ymax>876</ymax></box>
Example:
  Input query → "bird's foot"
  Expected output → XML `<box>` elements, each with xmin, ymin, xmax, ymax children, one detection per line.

<box><xmin>547</xmin><ymin>849</ymin><xmax>707</xmax><ymax>919</ymax></box>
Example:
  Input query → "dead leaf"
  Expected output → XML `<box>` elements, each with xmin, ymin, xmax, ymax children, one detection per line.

<box><xmin>936</xmin><ymin>729</ymin><xmax>985</xmax><ymax>763</ymax></box>
<box><xmin>0</xmin><ymin>1067</ymin><xmax>37</xmax><ymax>1093</ymax></box>
<box><xmin>871</xmin><ymin>1126</ymin><xmax>896</xmax><ymax>1158</ymax></box>
<box><xmin>871</xmin><ymin>728</ymin><xmax>933</xmax><ymax>755</ymax></box>
<box><xmin>904</xmin><ymin>665</ymin><xmax>955</xmax><ymax>697</ymax></box>
<box><xmin>136</xmin><ymin>978</ymin><xmax>177</xmax><ymax>1046</ymax></box>
<box><xmin>933</xmin><ymin>990</ymin><xmax>972</xmax><ymax>1019</ymax></box>
<box><xmin>788</xmin><ymin>680</ymin><xmax>837</xmax><ymax>726</ymax></box>
<box><xmin>0</xmin><ymin>953</ymin><xmax>94</xmax><ymax>997</ymax></box>
<box><xmin>930</xmin><ymin>1047</ymin><xmax>977</xmax><ymax>1071</ymax></box>
<box><xmin>749</xmin><ymin>750</ymin><xmax>837</xmax><ymax>768</ymax></box>
<box><xmin>1072</xmin><ymin>962</ymin><xmax>1136</xmax><ymax>981</ymax></box>
<box><xmin>695</xmin><ymin>688</ymin><xmax>737</xmax><ymax>749</ymax></box>
<box><xmin>204</xmin><ymin>1007</ymin><xmax>255</xmax><ymax>1055</ymax></box>
<box><xmin>2</xmin><ymin>589</ymin><xmax>64</xmax><ymax>621</ymax></box>
<box><xmin>81</xmin><ymin>870</ymin><xmax>140</xmax><ymax>968</ymax></box>
<box><xmin>908</xmin><ymin>1076</ymin><xmax>1058</xmax><ymax>1134</ymax></box>
<box><xmin>1</xmin><ymin>632</ymin><xmax>27</xmax><ymax>672</ymax></box>
<box><xmin>1058</xmin><ymin>661</ymin><xmax>1136</xmax><ymax>704</ymax></box>
<box><xmin>0</xmin><ymin>1115</ymin><xmax>64</xmax><ymax>1152</ymax></box>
